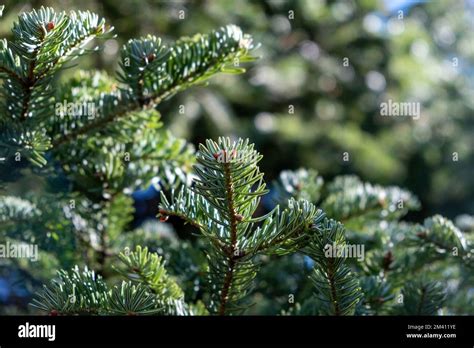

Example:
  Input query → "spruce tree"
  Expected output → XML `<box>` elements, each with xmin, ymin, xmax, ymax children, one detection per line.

<box><xmin>0</xmin><ymin>6</ymin><xmax>472</xmax><ymax>316</ymax></box>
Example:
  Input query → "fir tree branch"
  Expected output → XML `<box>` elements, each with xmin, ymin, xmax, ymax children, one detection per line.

<box><xmin>18</xmin><ymin>22</ymin><xmax>45</xmax><ymax>121</ymax></box>
<box><xmin>159</xmin><ymin>138</ymin><xmax>320</xmax><ymax>314</ymax></box>
<box><xmin>306</xmin><ymin>218</ymin><xmax>362</xmax><ymax>315</ymax></box>
<box><xmin>397</xmin><ymin>279</ymin><xmax>446</xmax><ymax>315</ymax></box>
<box><xmin>158</xmin><ymin>207</ymin><xmax>204</xmax><ymax>230</ymax></box>
<box><xmin>0</xmin><ymin>39</ymin><xmax>24</xmax><ymax>81</ymax></box>
<box><xmin>252</xmin><ymin>200</ymin><xmax>323</xmax><ymax>256</ymax></box>
<box><xmin>217</xmin><ymin>161</ymin><xmax>240</xmax><ymax>315</ymax></box>
<box><xmin>414</xmin><ymin>215</ymin><xmax>467</xmax><ymax>253</ymax></box>
<box><xmin>31</xmin><ymin>258</ymin><xmax>186</xmax><ymax>315</ymax></box>
<box><xmin>52</xmin><ymin>25</ymin><xmax>256</xmax><ymax>148</ymax></box>
<box><xmin>322</xmin><ymin>175</ymin><xmax>420</xmax><ymax>225</ymax></box>
<box><xmin>158</xmin><ymin>186</ymin><xmax>207</xmax><ymax>230</ymax></box>
<box><xmin>114</xmin><ymin>246</ymin><xmax>191</xmax><ymax>315</ymax></box>
<box><xmin>0</xmin><ymin>7</ymin><xmax>111</xmax><ymax>166</ymax></box>
<box><xmin>50</xmin><ymin>92</ymin><xmax>133</xmax><ymax>147</ymax></box>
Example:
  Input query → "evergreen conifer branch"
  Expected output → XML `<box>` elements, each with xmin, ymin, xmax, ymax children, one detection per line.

<box><xmin>1</xmin><ymin>7</ymin><xmax>255</xmax><ymax>166</ymax></box>
<box><xmin>356</xmin><ymin>275</ymin><xmax>394</xmax><ymax>315</ymax></box>
<box><xmin>114</xmin><ymin>246</ymin><xmax>191</xmax><ymax>315</ymax></box>
<box><xmin>274</xmin><ymin>171</ymin><xmax>420</xmax><ymax>227</ymax></box>
<box><xmin>51</xmin><ymin>25</ymin><xmax>256</xmax><ymax>148</ymax></box>
<box><xmin>321</xmin><ymin>176</ymin><xmax>420</xmax><ymax>225</ymax></box>
<box><xmin>118</xmin><ymin>36</ymin><xmax>169</xmax><ymax>106</ymax></box>
<box><xmin>412</xmin><ymin>215</ymin><xmax>467</xmax><ymax>253</ymax></box>
<box><xmin>306</xmin><ymin>218</ymin><xmax>362</xmax><ymax>315</ymax></box>
<box><xmin>115</xmin><ymin>246</ymin><xmax>184</xmax><ymax>300</ymax></box>
<box><xmin>107</xmin><ymin>281</ymin><xmax>164</xmax><ymax>316</ymax></box>
<box><xmin>397</xmin><ymin>279</ymin><xmax>446</xmax><ymax>315</ymax></box>
<box><xmin>159</xmin><ymin>138</ymin><xmax>320</xmax><ymax>314</ymax></box>
<box><xmin>0</xmin><ymin>39</ymin><xmax>23</xmax><ymax>81</ymax></box>
<box><xmin>252</xmin><ymin>200</ymin><xmax>324</xmax><ymax>255</ymax></box>
<box><xmin>30</xmin><ymin>266</ymin><xmax>112</xmax><ymax>315</ymax></box>
<box><xmin>0</xmin><ymin>7</ymin><xmax>111</xmax><ymax>166</ymax></box>
<box><xmin>31</xmin><ymin>248</ymin><xmax>191</xmax><ymax>315</ymax></box>
<box><xmin>8</xmin><ymin>8</ymin><xmax>111</xmax><ymax>122</ymax></box>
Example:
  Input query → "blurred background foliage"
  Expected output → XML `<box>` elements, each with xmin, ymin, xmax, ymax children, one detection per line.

<box><xmin>1</xmin><ymin>0</ymin><xmax>473</xmax><ymax>314</ymax></box>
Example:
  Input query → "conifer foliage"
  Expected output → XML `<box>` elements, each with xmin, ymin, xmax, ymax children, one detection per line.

<box><xmin>0</xmin><ymin>6</ymin><xmax>472</xmax><ymax>316</ymax></box>
<box><xmin>159</xmin><ymin>138</ymin><xmax>322</xmax><ymax>314</ymax></box>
